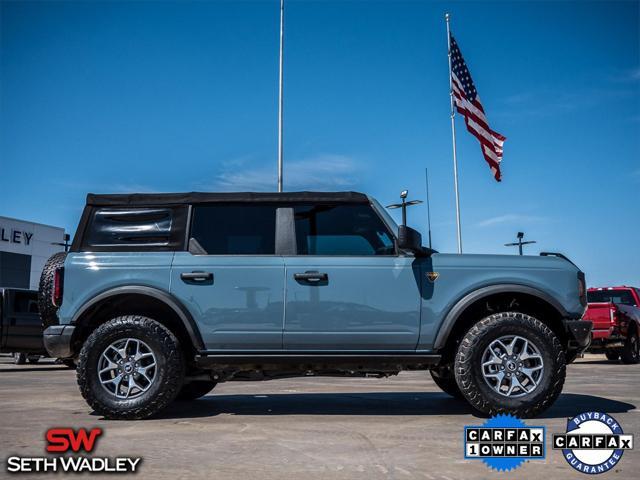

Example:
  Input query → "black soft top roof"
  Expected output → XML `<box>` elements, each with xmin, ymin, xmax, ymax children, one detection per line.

<box><xmin>86</xmin><ymin>191</ymin><xmax>369</xmax><ymax>206</ymax></box>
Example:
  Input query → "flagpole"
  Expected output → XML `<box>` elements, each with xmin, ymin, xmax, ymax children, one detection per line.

<box><xmin>445</xmin><ymin>13</ymin><xmax>462</xmax><ymax>254</ymax></box>
<box><xmin>277</xmin><ymin>0</ymin><xmax>285</xmax><ymax>192</ymax></box>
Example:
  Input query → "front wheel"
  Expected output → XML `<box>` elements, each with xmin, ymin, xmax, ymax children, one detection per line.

<box><xmin>454</xmin><ymin>312</ymin><xmax>566</xmax><ymax>418</ymax></box>
<box><xmin>77</xmin><ymin>315</ymin><xmax>185</xmax><ymax>420</ymax></box>
<box><xmin>621</xmin><ymin>328</ymin><xmax>639</xmax><ymax>364</ymax></box>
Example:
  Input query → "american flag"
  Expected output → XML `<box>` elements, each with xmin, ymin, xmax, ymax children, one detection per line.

<box><xmin>450</xmin><ymin>34</ymin><xmax>506</xmax><ymax>181</ymax></box>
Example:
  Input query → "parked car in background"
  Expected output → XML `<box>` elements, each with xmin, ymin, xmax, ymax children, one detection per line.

<box><xmin>585</xmin><ymin>286</ymin><xmax>640</xmax><ymax>364</ymax></box>
<box><xmin>0</xmin><ymin>289</ymin><xmax>45</xmax><ymax>363</ymax></box>
<box><xmin>12</xmin><ymin>352</ymin><xmax>41</xmax><ymax>364</ymax></box>
<box><xmin>0</xmin><ymin>288</ymin><xmax>75</xmax><ymax>367</ymax></box>
<box><xmin>40</xmin><ymin>191</ymin><xmax>590</xmax><ymax>419</ymax></box>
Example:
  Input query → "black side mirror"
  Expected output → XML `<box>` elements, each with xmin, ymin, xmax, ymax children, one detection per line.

<box><xmin>398</xmin><ymin>225</ymin><xmax>423</xmax><ymax>255</ymax></box>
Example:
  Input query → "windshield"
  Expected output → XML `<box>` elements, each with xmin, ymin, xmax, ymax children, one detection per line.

<box><xmin>587</xmin><ymin>289</ymin><xmax>636</xmax><ymax>306</ymax></box>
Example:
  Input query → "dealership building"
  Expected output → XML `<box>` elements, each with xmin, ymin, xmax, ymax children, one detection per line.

<box><xmin>0</xmin><ymin>216</ymin><xmax>66</xmax><ymax>290</ymax></box>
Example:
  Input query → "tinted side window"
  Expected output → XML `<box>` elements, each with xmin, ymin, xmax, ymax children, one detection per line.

<box><xmin>83</xmin><ymin>207</ymin><xmax>187</xmax><ymax>250</ymax></box>
<box><xmin>293</xmin><ymin>204</ymin><xmax>395</xmax><ymax>256</ymax></box>
<box><xmin>191</xmin><ymin>205</ymin><xmax>277</xmax><ymax>255</ymax></box>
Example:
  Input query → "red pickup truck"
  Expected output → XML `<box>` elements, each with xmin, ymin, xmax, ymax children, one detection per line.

<box><xmin>585</xmin><ymin>286</ymin><xmax>640</xmax><ymax>363</ymax></box>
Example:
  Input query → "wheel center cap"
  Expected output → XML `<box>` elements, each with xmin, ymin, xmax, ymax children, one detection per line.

<box><xmin>124</xmin><ymin>363</ymin><xmax>134</xmax><ymax>373</ymax></box>
<box><xmin>506</xmin><ymin>360</ymin><xmax>517</xmax><ymax>371</ymax></box>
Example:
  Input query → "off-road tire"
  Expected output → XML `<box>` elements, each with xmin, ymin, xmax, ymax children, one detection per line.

<box><xmin>430</xmin><ymin>368</ymin><xmax>463</xmax><ymax>399</ymax></box>
<box><xmin>77</xmin><ymin>315</ymin><xmax>185</xmax><ymax>420</ymax></box>
<box><xmin>38</xmin><ymin>252</ymin><xmax>67</xmax><ymax>328</ymax></box>
<box><xmin>454</xmin><ymin>312</ymin><xmax>566</xmax><ymax>418</ymax></box>
<box><xmin>13</xmin><ymin>352</ymin><xmax>27</xmax><ymax>365</ymax></box>
<box><xmin>605</xmin><ymin>350</ymin><xmax>620</xmax><ymax>362</ymax></box>
<box><xmin>621</xmin><ymin>328</ymin><xmax>639</xmax><ymax>364</ymax></box>
<box><xmin>176</xmin><ymin>380</ymin><xmax>217</xmax><ymax>401</ymax></box>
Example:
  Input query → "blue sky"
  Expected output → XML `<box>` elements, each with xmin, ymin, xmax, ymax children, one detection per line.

<box><xmin>1</xmin><ymin>0</ymin><xmax>638</xmax><ymax>286</ymax></box>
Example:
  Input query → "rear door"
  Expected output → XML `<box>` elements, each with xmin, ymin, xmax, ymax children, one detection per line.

<box><xmin>171</xmin><ymin>204</ymin><xmax>285</xmax><ymax>351</ymax></box>
<box><xmin>283</xmin><ymin>203</ymin><xmax>421</xmax><ymax>351</ymax></box>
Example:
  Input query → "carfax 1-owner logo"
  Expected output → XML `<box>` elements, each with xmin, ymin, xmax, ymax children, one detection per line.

<box><xmin>5</xmin><ymin>427</ymin><xmax>142</xmax><ymax>474</ymax></box>
<box><xmin>553</xmin><ymin>411</ymin><xmax>634</xmax><ymax>474</ymax></box>
<box><xmin>464</xmin><ymin>414</ymin><xmax>545</xmax><ymax>472</ymax></box>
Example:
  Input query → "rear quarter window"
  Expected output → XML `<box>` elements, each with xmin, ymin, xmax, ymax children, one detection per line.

<box><xmin>81</xmin><ymin>207</ymin><xmax>187</xmax><ymax>251</ymax></box>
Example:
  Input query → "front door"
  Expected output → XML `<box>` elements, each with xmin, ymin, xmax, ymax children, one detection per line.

<box><xmin>283</xmin><ymin>203</ymin><xmax>421</xmax><ymax>351</ymax></box>
<box><xmin>170</xmin><ymin>204</ymin><xmax>285</xmax><ymax>350</ymax></box>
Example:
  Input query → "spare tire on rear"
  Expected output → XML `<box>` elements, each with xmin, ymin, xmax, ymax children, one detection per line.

<box><xmin>38</xmin><ymin>252</ymin><xmax>67</xmax><ymax>328</ymax></box>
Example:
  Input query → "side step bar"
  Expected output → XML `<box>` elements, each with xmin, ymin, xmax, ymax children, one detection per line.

<box><xmin>195</xmin><ymin>352</ymin><xmax>441</xmax><ymax>367</ymax></box>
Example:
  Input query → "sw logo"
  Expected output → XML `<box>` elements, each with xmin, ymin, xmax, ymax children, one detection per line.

<box><xmin>426</xmin><ymin>271</ymin><xmax>440</xmax><ymax>282</ymax></box>
<box><xmin>464</xmin><ymin>414</ymin><xmax>546</xmax><ymax>472</ymax></box>
<box><xmin>553</xmin><ymin>411</ymin><xmax>633</xmax><ymax>474</ymax></box>
<box><xmin>46</xmin><ymin>427</ymin><xmax>103</xmax><ymax>453</ymax></box>
<box><xmin>5</xmin><ymin>427</ymin><xmax>142</xmax><ymax>474</ymax></box>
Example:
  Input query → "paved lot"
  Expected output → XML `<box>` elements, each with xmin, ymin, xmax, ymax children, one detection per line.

<box><xmin>0</xmin><ymin>354</ymin><xmax>638</xmax><ymax>479</ymax></box>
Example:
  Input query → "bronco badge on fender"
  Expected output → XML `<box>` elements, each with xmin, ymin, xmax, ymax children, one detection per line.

<box><xmin>427</xmin><ymin>272</ymin><xmax>440</xmax><ymax>282</ymax></box>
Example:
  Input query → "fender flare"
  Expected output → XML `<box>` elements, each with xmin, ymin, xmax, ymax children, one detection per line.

<box><xmin>70</xmin><ymin>285</ymin><xmax>205</xmax><ymax>350</ymax></box>
<box><xmin>432</xmin><ymin>283</ymin><xmax>569</xmax><ymax>350</ymax></box>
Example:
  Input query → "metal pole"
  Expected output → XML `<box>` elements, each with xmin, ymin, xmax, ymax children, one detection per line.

<box><xmin>425</xmin><ymin>168</ymin><xmax>433</xmax><ymax>249</ymax></box>
<box><xmin>518</xmin><ymin>240</ymin><xmax>523</xmax><ymax>256</ymax></box>
<box><xmin>445</xmin><ymin>13</ymin><xmax>462</xmax><ymax>253</ymax></box>
<box><xmin>277</xmin><ymin>0</ymin><xmax>285</xmax><ymax>192</ymax></box>
<box><xmin>401</xmin><ymin>197</ymin><xmax>407</xmax><ymax>226</ymax></box>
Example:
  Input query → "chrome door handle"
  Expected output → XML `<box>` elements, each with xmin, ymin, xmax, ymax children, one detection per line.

<box><xmin>180</xmin><ymin>271</ymin><xmax>213</xmax><ymax>282</ymax></box>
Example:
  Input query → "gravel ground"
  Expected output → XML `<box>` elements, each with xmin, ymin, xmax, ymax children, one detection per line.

<box><xmin>0</xmin><ymin>353</ymin><xmax>638</xmax><ymax>479</ymax></box>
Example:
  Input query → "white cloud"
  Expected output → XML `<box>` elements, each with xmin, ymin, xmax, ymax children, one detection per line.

<box><xmin>476</xmin><ymin>214</ymin><xmax>546</xmax><ymax>228</ymax></box>
<box><xmin>609</xmin><ymin>67</ymin><xmax>640</xmax><ymax>83</ymax></box>
<box><xmin>496</xmin><ymin>86</ymin><xmax>634</xmax><ymax>119</ymax></box>
<box><xmin>211</xmin><ymin>154</ymin><xmax>361</xmax><ymax>191</ymax></box>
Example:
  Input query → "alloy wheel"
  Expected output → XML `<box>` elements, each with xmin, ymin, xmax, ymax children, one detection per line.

<box><xmin>481</xmin><ymin>335</ymin><xmax>544</xmax><ymax>398</ymax></box>
<box><xmin>97</xmin><ymin>338</ymin><xmax>157</xmax><ymax>399</ymax></box>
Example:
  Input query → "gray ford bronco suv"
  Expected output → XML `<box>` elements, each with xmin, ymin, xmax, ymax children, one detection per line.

<box><xmin>41</xmin><ymin>191</ymin><xmax>591</xmax><ymax>419</ymax></box>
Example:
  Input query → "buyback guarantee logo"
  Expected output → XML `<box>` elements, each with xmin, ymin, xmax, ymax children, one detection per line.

<box><xmin>6</xmin><ymin>428</ymin><xmax>142</xmax><ymax>474</ymax></box>
<box><xmin>553</xmin><ymin>412</ymin><xmax>634</xmax><ymax>474</ymax></box>
<box><xmin>464</xmin><ymin>414</ymin><xmax>545</xmax><ymax>472</ymax></box>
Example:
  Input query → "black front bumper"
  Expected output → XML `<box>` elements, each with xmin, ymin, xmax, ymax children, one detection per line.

<box><xmin>564</xmin><ymin>319</ymin><xmax>592</xmax><ymax>350</ymax></box>
<box><xmin>43</xmin><ymin>325</ymin><xmax>75</xmax><ymax>359</ymax></box>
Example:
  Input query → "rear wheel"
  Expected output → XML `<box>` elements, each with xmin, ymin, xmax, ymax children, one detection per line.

<box><xmin>605</xmin><ymin>350</ymin><xmax>620</xmax><ymax>362</ymax></box>
<box><xmin>621</xmin><ymin>328</ymin><xmax>639</xmax><ymax>364</ymax></box>
<box><xmin>454</xmin><ymin>312</ymin><xmax>565</xmax><ymax>418</ymax></box>
<box><xmin>176</xmin><ymin>380</ymin><xmax>217</xmax><ymax>401</ymax></box>
<box><xmin>77</xmin><ymin>315</ymin><xmax>185</xmax><ymax>419</ymax></box>
<box><xmin>430</xmin><ymin>368</ymin><xmax>463</xmax><ymax>399</ymax></box>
